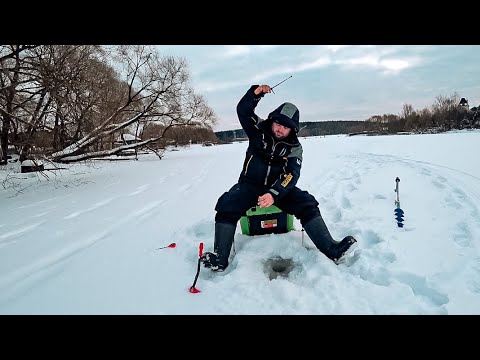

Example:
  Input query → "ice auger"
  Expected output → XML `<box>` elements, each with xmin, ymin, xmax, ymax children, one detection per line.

<box><xmin>394</xmin><ymin>177</ymin><xmax>404</xmax><ymax>228</ymax></box>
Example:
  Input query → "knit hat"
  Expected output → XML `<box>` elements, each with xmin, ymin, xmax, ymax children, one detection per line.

<box><xmin>268</xmin><ymin>102</ymin><xmax>300</xmax><ymax>133</ymax></box>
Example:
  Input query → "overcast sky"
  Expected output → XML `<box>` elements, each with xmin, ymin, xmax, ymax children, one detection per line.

<box><xmin>157</xmin><ymin>45</ymin><xmax>480</xmax><ymax>132</ymax></box>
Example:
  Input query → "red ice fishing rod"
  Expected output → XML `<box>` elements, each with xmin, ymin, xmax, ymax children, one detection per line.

<box><xmin>189</xmin><ymin>242</ymin><xmax>204</xmax><ymax>293</ymax></box>
<box><xmin>394</xmin><ymin>177</ymin><xmax>404</xmax><ymax>227</ymax></box>
<box><xmin>155</xmin><ymin>242</ymin><xmax>176</xmax><ymax>250</ymax></box>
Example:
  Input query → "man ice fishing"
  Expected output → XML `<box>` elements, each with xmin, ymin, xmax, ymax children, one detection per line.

<box><xmin>201</xmin><ymin>84</ymin><xmax>357</xmax><ymax>272</ymax></box>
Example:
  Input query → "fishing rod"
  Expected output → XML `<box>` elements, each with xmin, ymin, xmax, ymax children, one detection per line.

<box><xmin>189</xmin><ymin>242</ymin><xmax>204</xmax><ymax>293</ymax></box>
<box><xmin>270</xmin><ymin>75</ymin><xmax>292</xmax><ymax>93</ymax></box>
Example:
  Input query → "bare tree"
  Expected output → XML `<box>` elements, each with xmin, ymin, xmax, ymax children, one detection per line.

<box><xmin>35</xmin><ymin>45</ymin><xmax>109</xmax><ymax>153</ymax></box>
<box><xmin>0</xmin><ymin>45</ymin><xmax>40</xmax><ymax>164</ymax></box>
<box><xmin>417</xmin><ymin>107</ymin><xmax>432</xmax><ymax>129</ymax></box>
<box><xmin>431</xmin><ymin>92</ymin><xmax>460</xmax><ymax>130</ymax></box>
<box><xmin>49</xmin><ymin>45</ymin><xmax>217</xmax><ymax>163</ymax></box>
<box><xmin>401</xmin><ymin>103</ymin><xmax>414</xmax><ymax>119</ymax></box>
<box><xmin>401</xmin><ymin>104</ymin><xmax>420</xmax><ymax>131</ymax></box>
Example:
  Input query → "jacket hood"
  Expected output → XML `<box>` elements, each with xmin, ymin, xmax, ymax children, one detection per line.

<box><xmin>268</xmin><ymin>102</ymin><xmax>300</xmax><ymax>133</ymax></box>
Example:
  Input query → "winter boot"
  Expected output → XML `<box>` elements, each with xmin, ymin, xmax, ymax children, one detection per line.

<box><xmin>303</xmin><ymin>215</ymin><xmax>357</xmax><ymax>264</ymax></box>
<box><xmin>201</xmin><ymin>222</ymin><xmax>236</xmax><ymax>271</ymax></box>
<box><xmin>329</xmin><ymin>236</ymin><xmax>357</xmax><ymax>264</ymax></box>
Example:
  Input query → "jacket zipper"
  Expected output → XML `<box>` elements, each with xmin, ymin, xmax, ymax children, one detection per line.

<box><xmin>244</xmin><ymin>155</ymin><xmax>253</xmax><ymax>176</ymax></box>
<box><xmin>264</xmin><ymin>140</ymin><xmax>277</xmax><ymax>185</ymax></box>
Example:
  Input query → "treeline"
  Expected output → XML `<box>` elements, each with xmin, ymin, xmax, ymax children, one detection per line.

<box><xmin>364</xmin><ymin>95</ymin><xmax>480</xmax><ymax>134</ymax></box>
<box><xmin>215</xmin><ymin>120</ymin><xmax>378</xmax><ymax>141</ymax></box>
<box><xmin>215</xmin><ymin>93</ymin><xmax>480</xmax><ymax>142</ymax></box>
<box><xmin>0</xmin><ymin>45</ymin><xmax>218</xmax><ymax>164</ymax></box>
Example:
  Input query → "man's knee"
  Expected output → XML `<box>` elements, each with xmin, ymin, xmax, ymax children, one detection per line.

<box><xmin>215</xmin><ymin>212</ymin><xmax>241</xmax><ymax>226</ymax></box>
<box><xmin>298</xmin><ymin>206</ymin><xmax>320</xmax><ymax>225</ymax></box>
<box><xmin>215</xmin><ymin>191</ymin><xmax>244</xmax><ymax>224</ymax></box>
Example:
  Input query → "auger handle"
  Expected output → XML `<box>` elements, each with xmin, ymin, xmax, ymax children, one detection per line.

<box><xmin>395</xmin><ymin>177</ymin><xmax>400</xmax><ymax>204</ymax></box>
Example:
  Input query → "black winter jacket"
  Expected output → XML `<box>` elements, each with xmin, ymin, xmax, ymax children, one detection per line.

<box><xmin>236</xmin><ymin>85</ymin><xmax>303</xmax><ymax>203</ymax></box>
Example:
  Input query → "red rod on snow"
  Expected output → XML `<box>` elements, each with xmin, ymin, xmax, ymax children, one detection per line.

<box><xmin>155</xmin><ymin>242</ymin><xmax>176</xmax><ymax>250</ymax></box>
<box><xmin>189</xmin><ymin>242</ymin><xmax>203</xmax><ymax>293</ymax></box>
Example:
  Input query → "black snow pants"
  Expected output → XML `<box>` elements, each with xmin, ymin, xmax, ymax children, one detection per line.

<box><xmin>214</xmin><ymin>182</ymin><xmax>320</xmax><ymax>227</ymax></box>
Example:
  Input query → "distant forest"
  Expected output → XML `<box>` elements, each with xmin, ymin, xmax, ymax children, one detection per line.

<box><xmin>215</xmin><ymin>95</ymin><xmax>480</xmax><ymax>143</ymax></box>
<box><xmin>215</xmin><ymin>120</ymin><xmax>374</xmax><ymax>142</ymax></box>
